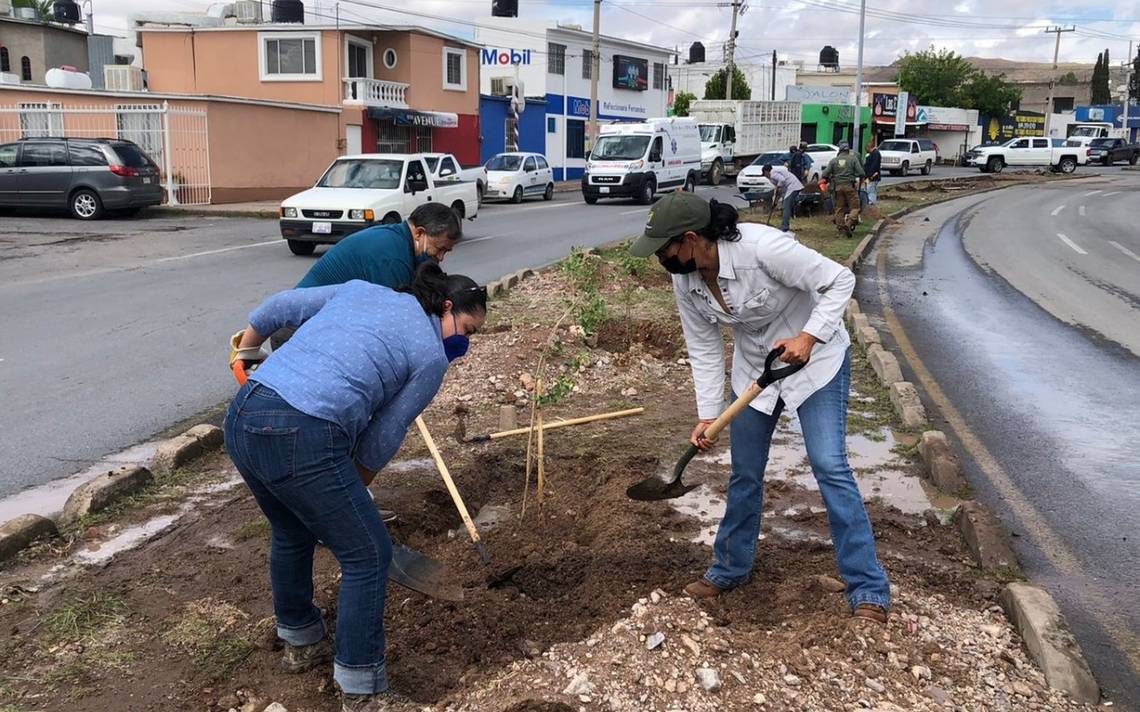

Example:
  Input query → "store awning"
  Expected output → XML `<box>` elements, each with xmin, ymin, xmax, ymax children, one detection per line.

<box><xmin>926</xmin><ymin>123</ymin><xmax>970</xmax><ymax>131</ymax></box>
<box><xmin>367</xmin><ymin>107</ymin><xmax>459</xmax><ymax>128</ymax></box>
<box><xmin>873</xmin><ymin>116</ymin><xmax>925</xmax><ymax>127</ymax></box>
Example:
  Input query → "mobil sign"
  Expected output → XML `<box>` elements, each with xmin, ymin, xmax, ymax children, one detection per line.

<box><xmin>482</xmin><ymin>48</ymin><xmax>533</xmax><ymax>65</ymax></box>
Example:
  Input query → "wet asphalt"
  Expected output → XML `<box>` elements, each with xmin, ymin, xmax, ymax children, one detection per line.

<box><xmin>857</xmin><ymin>174</ymin><xmax>1140</xmax><ymax>707</ymax></box>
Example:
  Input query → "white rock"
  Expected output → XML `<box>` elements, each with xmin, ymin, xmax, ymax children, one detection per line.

<box><xmin>649</xmin><ymin>590</ymin><xmax>661</xmax><ymax>604</ymax></box>
<box><xmin>645</xmin><ymin>632</ymin><xmax>666</xmax><ymax>650</ymax></box>
<box><xmin>865</xmin><ymin>678</ymin><xmax>886</xmax><ymax>693</ymax></box>
<box><xmin>752</xmin><ymin>692</ymin><xmax>767</xmax><ymax>704</ymax></box>
<box><xmin>783</xmin><ymin>674</ymin><xmax>801</xmax><ymax>686</ymax></box>
<box><xmin>910</xmin><ymin>665</ymin><xmax>931</xmax><ymax>681</ymax></box>
<box><xmin>263</xmin><ymin>705</ymin><xmax>288</xmax><ymax>712</ymax></box>
<box><xmin>695</xmin><ymin>668</ymin><xmax>721</xmax><ymax>692</ymax></box>
<box><xmin>562</xmin><ymin>672</ymin><xmax>594</xmax><ymax>697</ymax></box>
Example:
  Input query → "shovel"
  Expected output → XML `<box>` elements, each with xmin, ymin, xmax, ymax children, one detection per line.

<box><xmin>626</xmin><ymin>347</ymin><xmax>805</xmax><ymax>501</ymax></box>
<box><xmin>389</xmin><ymin>544</ymin><xmax>464</xmax><ymax>602</ymax></box>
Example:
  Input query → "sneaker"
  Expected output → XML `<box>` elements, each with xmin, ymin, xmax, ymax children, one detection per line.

<box><xmin>342</xmin><ymin>691</ymin><xmax>414</xmax><ymax>711</ymax></box>
<box><xmin>280</xmin><ymin>638</ymin><xmax>333</xmax><ymax>673</ymax></box>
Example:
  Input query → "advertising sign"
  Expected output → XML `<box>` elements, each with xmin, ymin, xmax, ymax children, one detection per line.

<box><xmin>612</xmin><ymin>55</ymin><xmax>649</xmax><ymax>91</ymax></box>
<box><xmin>872</xmin><ymin>92</ymin><xmax>918</xmax><ymax>126</ymax></box>
<box><xmin>481</xmin><ymin>48</ymin><xmax>533</xmax><ymax>65</ymax></box>
<box><xmin>894</xmin><ymin>91</ymin><xmax>909</xmax><ymax>135</ymax></box>
<box><xmin>785</xmin><ymin>85</ymin><xmax>853</xmax><ymax>104</ymax></box>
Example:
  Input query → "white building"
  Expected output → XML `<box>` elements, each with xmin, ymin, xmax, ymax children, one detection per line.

<box><xmin>474</xmin><ymin>19</ymin><xmax>674</xmax><ymax>180</ymax></box>
<box><xmin>671</xmin><ymin>60</ymin><xmax>797</xmax><ymax>104</ymax></box>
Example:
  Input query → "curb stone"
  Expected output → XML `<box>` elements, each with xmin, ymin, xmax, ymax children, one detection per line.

<box><xmin>856</xmin><ymin>325</ymin><xmax>881</xmax><ymax>348</ymax></box>
<box><xmin>60</xmin><ymin>465</ymin><xmax>153</xmax><ymax>526</ymax></box>
<box><xmin>1001</xmin><ymin>582</ymin><xmax>1100</xmax><ymax>704</ymax></box>
<box><xmin>888</xmin><ymin>381</ymin><xmax>927</xmax><ymax>428</ymax></box>
<box><xmin>0</xmin><ymin>514</ymin><xmax>59</xmax><ymax>562</ymax></box>
<box><xmin>153</xmin><ymin>424</ymin><xmax>224</xmax><ymax>476</ymax></box>
<box><xmin>917</xmin><ymin>430</ymin><xmax>968</xmax><ymax>492</ymax></box>
<box><xmin>953</xmin><ymin>501</ymin><xmax>1019</xmax><ymax>573</ymax></box>
<box><xmin>845</xmin><ymin>298</ymin><xmax>861</xmax><ymax>322</ymax></box>
<box><xmin>486</xmin><ymin>265</ymin><xmax>539</xmax><ymax>300</ymax></box>
<box><xmin>867</xmin><ymin>344</ymin><xmax>904</xmax><ymax>386</ymax></box>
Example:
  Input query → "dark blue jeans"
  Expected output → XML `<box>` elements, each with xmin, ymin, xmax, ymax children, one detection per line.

<box><xmin>704</xmin><ymin>350</ymin><xmax>891</xmax><ymax>610</ymax></box>
<box><xmin>224</xmin><ymin>382</ymin><xmax>391</xmax><ymax>694</ymax></box>
<box><xmin>781</xmin><ymin>189</ymin><xmax>801</xmax><ymax>231</ymax></box>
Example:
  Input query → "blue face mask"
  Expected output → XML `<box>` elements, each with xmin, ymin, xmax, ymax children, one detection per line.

<box><xmin>442</xmin><ymin>314</ymin><xmax>469</xmax><ymax>362</ymax></box>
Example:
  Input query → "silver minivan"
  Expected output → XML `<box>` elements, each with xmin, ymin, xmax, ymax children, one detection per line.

<box><xmin>0</xmin><ymin>138</ymin><xmax>164</xmax><ymax>219</ymax></box>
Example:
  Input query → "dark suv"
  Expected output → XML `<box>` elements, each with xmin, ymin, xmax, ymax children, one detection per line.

<box><xmin>0</xmin><ymin>137</ymin><xmax>164</xmax><ymax>219</ymax></box>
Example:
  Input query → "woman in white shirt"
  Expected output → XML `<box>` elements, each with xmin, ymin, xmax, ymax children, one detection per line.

<box><xmin>629</xmin><ymin>192</ymin><xmax>891</xmax><ymax>623</ymax></box>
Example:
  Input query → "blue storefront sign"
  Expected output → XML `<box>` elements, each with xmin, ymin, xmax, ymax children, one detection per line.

<box><xmin>568</xmin><ymin>97</ymin><xmax>591</xmax><ymax>117</ymax></box>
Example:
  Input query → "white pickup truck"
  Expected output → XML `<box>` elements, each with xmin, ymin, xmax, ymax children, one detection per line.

<box><xmin>422</xmin><ymin>152</ymin><xmax>487</xmax><ymax>203</ymax></box>
<box><xmin>965</xmin><ymin>137</ymin><xmax>1087</xmax><ymax>174</ymax></box>
<box><xmin>279</xmin><ymin>153</ymin><xmax>479</xmax><ymax>255</ymax></box>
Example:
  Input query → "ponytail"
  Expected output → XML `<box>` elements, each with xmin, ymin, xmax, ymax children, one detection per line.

<box><xmin>696</xmin><ymin>198</ymin><xmax>742</xmax><ymax>243</ymax></box>
<box><xmin>398</xmin><ymin>261</ymin><xmax>487</xmax><ymax>318</ymax></box>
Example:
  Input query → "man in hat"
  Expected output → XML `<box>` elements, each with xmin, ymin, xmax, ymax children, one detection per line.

<box><xmin>821</xmin><ymin>142</ymin><xmax>864</xmax><ymax>238</ymax></box>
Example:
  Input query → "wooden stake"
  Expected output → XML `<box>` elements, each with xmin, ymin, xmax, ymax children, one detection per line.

<box><xmin>537</xmin><ymin>411</ymin><xmax>545</xmax><ymax>506</ymax></box>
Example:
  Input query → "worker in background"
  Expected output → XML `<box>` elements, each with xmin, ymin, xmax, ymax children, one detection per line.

<box><xmin>787</xmin><ymin>144</ymin><xmax>807</xmax><ymax>183</ymax></box>
<box><xmin>798</xmin><ymin>142</ymin><xmax>814</xmax><ymax>179</ymax></box>
<box><xmin>863</xmin><ymin>140</ymin><xmax>882</xmax><ymax>208</ymax></box>
<box><xmin>822</xmin><ymin>142</ymin><xmax>864</xmax><ymax>238</ymax></box>
<box><xmin>761</xmin><ymin>163</ymin><xmax>803</xmax><ymax>232</ymax></box>
<box><xmin>226</xmin><ymin>263</ymin><xmax>487</xmax><ymax>711</ymax></box>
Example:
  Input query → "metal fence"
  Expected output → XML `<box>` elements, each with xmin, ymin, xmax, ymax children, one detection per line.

<box><xmin>0</xmin><ymin>101</ymin><xmax>211</xmax><ymax>205</ymax></box>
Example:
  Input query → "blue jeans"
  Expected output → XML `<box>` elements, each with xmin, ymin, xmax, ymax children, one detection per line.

<box><xmin>866</xmin><ymin>179</ymin><xmax>879</xmax><ymax>205</ymax></box>
<box><xmin>781</xmin><ymin>189</ymin><xmax>800</xmax><ymax>231</ymax></box>
<box><xmin>704</xmin><ymin>350</ymin><xmax>891</xmax><ymax>610</ymax></box>
<box><xmin>224</xmin><ymin>382</ymin><xmax>392</xmax><ymax>694</ymax></box>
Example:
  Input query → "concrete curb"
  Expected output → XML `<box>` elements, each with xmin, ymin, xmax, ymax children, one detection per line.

<box><xmin>154</xmin><ymin>424</ymin><xmax>225</xmax><ymax>476</ymax></box>
<box><xmin>953</xmin><ymin>500</ymin><xmax>1019</xmax><ymax>573</ymax></box>
<box><xmin>60</xmin><ymin>465</ymin><xmax>154</xmax><ymax>526</ymax></box>
<box><xmin>150</xmin><ymin>207</ymin><xmax>279</xmax><ymax>219</ymax></box>
<box><xmin>1001</xmin><ymin>583</ymin><xmax>1101</xmax><ymax>704</ymax></box>
<box><xmin>888</xmin><ymin>381</ymin><xmax>927</xmax><ymax>429</ymax></box>
<box><xmin>867</xmin><ymin>344</ymin><xmax>904</xmax><ymax>386</ymax></box>
<box><xmin>0</xmin><ymin>514</ymin><xmax>59</xmax><ymax>562</ymax></box>
<box><xmin>486</xmin><ymin>267</ymin><xmax>538</xmax><ymax>300</ymax></box>
<box><xmin>917</xmin><ymin>430</ymin><xmax>968</xmax><ymax>492</ymax></box>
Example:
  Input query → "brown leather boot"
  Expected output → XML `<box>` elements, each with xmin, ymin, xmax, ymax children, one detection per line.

<box><xmin>683</xmin><ymin>578</ymin><xmax>725</xmax><ymax>600</ymax></box>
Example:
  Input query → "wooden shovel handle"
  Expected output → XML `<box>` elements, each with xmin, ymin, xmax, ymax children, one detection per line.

<box><xmin>415</xmin><ymin>417</ymin><xmax>489</xmax><ymax>564</ymax></box>
<box><xmin>704</xmin><ymin>382</ymin><xmax>763</xmax><ymax>441</ymax></box>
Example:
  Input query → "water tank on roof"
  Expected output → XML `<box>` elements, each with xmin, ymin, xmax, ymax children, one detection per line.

<box><xmin>819</xmin><ymin>45</ymin><xmax>839</xmax><ymax>69</ymax></box>
<box><xmin>53</xmin><ymin>0</ymin><xmax>81</xmax><ymax>23</ymax></box>
<box><xmin>491</xmin><ymin>0</ymin><xmax>518</xmax><ymax>17</ymax></box>
<box><xmin>271</xmin><ymin>0</ymin><xmax>304</xmax><ymax>23</ymax></box>
<box><xmin>689</xmin><ymin>42</ymin><xmax>705</xmax><ymax>64</ymax></box>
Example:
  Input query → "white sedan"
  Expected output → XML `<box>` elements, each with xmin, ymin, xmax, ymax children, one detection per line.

<box><xmin>802</xmin><ymin>143</ymin><xmax>838</xmax><ymax>180</ymax></box>
<box><xmin>483</xmin><ymin>152</ymin><xmax>556</xmax><ymax>203</ymax></box>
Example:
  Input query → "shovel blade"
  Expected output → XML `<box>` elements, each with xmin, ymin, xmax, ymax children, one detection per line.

<box><xmin>626</xmin><ymin>477</ymin><xmax>699</xmax><ymax>501</ymax></box>
<box><xmin>389</xmin><ymin>544</ymin><xmax>464</xmax><ymax>602</ymax></box>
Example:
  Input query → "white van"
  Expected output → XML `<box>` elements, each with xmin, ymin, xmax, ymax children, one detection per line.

<box><xmin>582</xmin><ymin>118</ymin><xmax>701</xmax><ymax>205</ymax></box>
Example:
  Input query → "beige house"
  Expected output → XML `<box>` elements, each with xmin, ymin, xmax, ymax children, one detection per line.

<box><xmin>0</xmin><ymin>14</ymin><xmax>89</xmax><ymax>84</ymax></box>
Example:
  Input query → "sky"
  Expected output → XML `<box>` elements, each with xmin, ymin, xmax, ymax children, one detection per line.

<box><xmin>91</xmin><ymin>0</ymin><xmax>1139</xmax><ymax>70</ymax></box>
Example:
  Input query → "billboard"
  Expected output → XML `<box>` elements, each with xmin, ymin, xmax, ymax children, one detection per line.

<box><xmin>872</xmin><ymin>92</ymin><xmax>917</xmax><ymax>125</ymax></box>
<box><xmin>613</xmin><ymin>55</ymin><xmax>648</xmax><ymax>91</ymax></box>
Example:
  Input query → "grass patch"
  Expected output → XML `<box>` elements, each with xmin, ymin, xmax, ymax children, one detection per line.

<box><xmin>43</xmin><ymin>592</ymin><xmax>127</xmax><ymax>643</ymax></box>
<box><xmin>536</xmin><ymin>376</ymin><xmax>576</xmax><ymax>407</ymax></box>
<box><xmin>162</xmin><ymin>598</ymin><xmax>255</xmax><ymax>681</ymax></box>
<box><xmin>233</xmin><ymin>518</ymin><xmax>271</xmax><ymax>542</ymax></box>
<box><xmin>847</xmin><ymin>340</ymin><xmax>898</xmax><ymax>436</ymax></box>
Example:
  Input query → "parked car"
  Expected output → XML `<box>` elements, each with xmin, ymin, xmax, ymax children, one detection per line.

<box><xmin>878</xmin><ymin>138</ymin><xmax>938</xmax><ymax>176</ymax></box>
<box><xmin>278</xmin><ymin>153</ymin><xmax>480</xmax><ymax>255</ymax></box>
<box><xmin>0</xmin><ymin>137</ymin><xmax>163</xmax><ymax>219</ymax></box>
<box><xmin>735</xmin><ymin>151</ymin><xmax>791</xmax><ymax>193</ymax></box>
<box><xmin>802</xmin><ymin>143</ymin><xmax>837</xmax><ymax>179</ymax></box>
<box><xmin>483</xmin><ymin>152</ymin><xmax>556</xmax><ymax>203</ymax></box>
<box><xmin>965</xmin><ymin>137</ymin><xmax>1087</xmax><ymax>174</ymax></box>
<box><xmin>422</xmin><ymin>152</ymin><xmax>487</xmax><ymax>201</ymax></box>
<box><xmin>1085</xmin><ymin>138</ymin><xmax>1140</xmax><ymax>166</ymax></box>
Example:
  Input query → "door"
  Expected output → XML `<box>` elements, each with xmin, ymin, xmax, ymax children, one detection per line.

<box><xmin>346</xmin><ymin>125</ymin><xmax>362</xmax><ymax>155</ymax></box>
<box><xmin>402</xmin><ymin>159</ymin><xmax>431</xmax><ymax>214</ymax></box>
<box><xmin>523</xmin><ymin>156</ymin><xmax>538</xmax><ymax>194</ymax></box>
<box><xmin>439</xmin><ymin>156</ymin><xmax>459</xmax><ymax>183</ymax></box>
<box><xmin>1030</xmin><ymin>138</ymin><xmax>1051</xmax><ymax>164</ymax></box>
<box><xmin>536</xmin><ymin>156</ymin><xmax>553</xmax><ymax>187</ymax></box>
<box><xmin>1007</xmin><ymin>138</ymin><xmax>1031</xmax><ymax>165</ymax></box>
<box><xmin>0</xmin><ymin>143</ymin><xmax>20</xmax><ymax>204</ymax></box>
<box><xmin>648</xmin><ymin>136</ymin><xmax>665</xmax><ymax>187</ymax></box>
<box><xmin>17</xmin><ymin>141</ymin><xmax>71</xmax><ymax>206</ymax></box>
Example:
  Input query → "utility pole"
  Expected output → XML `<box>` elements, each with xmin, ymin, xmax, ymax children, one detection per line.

<box><xmin>771</xmin><ymin>49</ymin><xmax>777</xmax><ymax>100</ymax></box>
<box><xmin>1043</xmin><ymin>25</ymin><xmax>1075</xmax><ymax>137</ymax></box>
<box><xmin>724</xmin><ymin>0</ymin><xmax>742</xmax><ymax>100</ymax></box>
<box><xmin>1123</xmin><ymin>41</ymin><xmax>1134</xmax><ymax>143</ymax></box>
<box><xmin>588</xmin><ymin>0</ymin><xmax>601</xmax><ymax>151</ymax></box>
<box><xmin>852</xmin><ymin>0</ymin><xmax>866</xmax><ymax>152</ymax></box>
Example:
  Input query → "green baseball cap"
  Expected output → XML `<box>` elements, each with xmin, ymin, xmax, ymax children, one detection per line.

<box><xmin>628</xmin><ymin>191</ymin><xmax>711</xmax><ymax>257</ymax></box>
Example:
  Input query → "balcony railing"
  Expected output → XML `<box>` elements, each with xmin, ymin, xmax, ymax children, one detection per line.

<box><xmin>343</xmin><ymin>78</ymin><xmax>410</xmax><ymax>108</ymax></box>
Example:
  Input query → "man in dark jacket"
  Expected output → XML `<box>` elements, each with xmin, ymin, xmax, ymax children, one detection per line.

<box><xmin>863</xmin><ymin>140</ymin><xmax>882</xmax><ymax>206</ymax></box>
<box><xmin>788</xmin><ymin>144</ymin><xmax>806</xmax><ymax>182</ymax></box>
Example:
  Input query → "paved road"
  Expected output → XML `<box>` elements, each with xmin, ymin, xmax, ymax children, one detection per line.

<box><xmin>857</xmin><ymin>173</ymin><xmax>1140</xmax><ymax>706</ymax></box>
<box><xmin>0</xmin><ymin>185</ymin><xmax>749</xmax><ymax>500</ymax></box>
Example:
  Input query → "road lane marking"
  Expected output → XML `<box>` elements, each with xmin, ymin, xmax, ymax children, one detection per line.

<box><xmin>154</xmin><ymin>239</ymin><xmax>281</xmax><ymax>263</ymax></box>
<box><xmin>1103</xmin><ymin>191</ymin><xmax>1121</xmax><ymax>197</ymax></box>
<box><xmin>1050</xmin><ymin>204</ymin><xmax>1065</xmax><ymax>216</ymax></box>
<box><xmin>876</xmin><ymin>231</ymin><xmax>1140</xmax><ymax>675</ymax></box>
<box><xmin>1056</xmin><ymin>233</ymin><xmax>1087</xmax><ymax>254</ymax></box>
<box><xmin>1083</xmin><ymin>190</ymin><xmax>1102</xmax><ymax>197</ymax></box>
<box><xmin>620</xmin><ymin>208</ymin><xmax>649</xmax><ymax>215</ymax></box>
<box><xmin>1109</xmin><ymin>241</ymin><xmax>1140</xmax><ymax>263</ymax></box>
<box><xmin>1078</xmin><ymin>205</ymin><xmax>1086</xmax><ymax>217</ymax></box>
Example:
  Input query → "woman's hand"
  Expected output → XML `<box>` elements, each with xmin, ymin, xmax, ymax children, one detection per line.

<box><xmin>690</xmin><ymin>419</ymin><xmax>718</xmax><ymax>451</ymax></box>
<box><xmin>773</xmin><ymin>332</ymin><xmax>820</xmax><ymax>366</ymax></box>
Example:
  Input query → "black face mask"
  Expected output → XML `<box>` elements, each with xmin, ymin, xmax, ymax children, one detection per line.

<box><xmin>659</xmin><ymin>254</ymin><xmax>698</xmax><ymax>274</ymax></box>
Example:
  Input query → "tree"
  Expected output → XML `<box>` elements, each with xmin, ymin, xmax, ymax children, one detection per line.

<box><xmin>897</xmin><ymin>48</ymin><xmax>976</xmax><ymax>107</ymax></box>
<box><xmin>1130</xmin><ymin>46</ymin><xmax>1140</xmax><ymax>104</ymax></box>
<box><xmin>703</xmin><ymin>66</ymin><xmax>751</xmax><ymax>101</ymax></box>
<box><xmin>959</xmin><ymin>72</ymin><xmax>1022</xmax><ymax>116</ymax></box>
<box><xmin>1091</xmin><ymin>49</ymin><xmax>1112</xmax><ymax>105</ymax></box>
<box><xmin>672</xmin><ymin>91</ymin><xmax>696</xmax><ymax>117</ymax></box>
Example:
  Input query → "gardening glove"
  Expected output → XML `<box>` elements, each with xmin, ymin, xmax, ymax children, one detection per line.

<box><xmin>229</xmin><ymin>330</ymin><xmax>268</xmax><ymax>385</ymax></box>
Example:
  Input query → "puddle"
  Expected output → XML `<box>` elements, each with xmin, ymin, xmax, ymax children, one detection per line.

<box><xmin>0</xmin><ymin>441</ymin><xmax>162</xmax><ymax>524</ymax></box>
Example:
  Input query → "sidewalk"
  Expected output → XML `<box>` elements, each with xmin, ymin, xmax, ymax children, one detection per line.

<box><xmin>152</xmin><ymin>181</ymin><xmax>584</xmax><ymax>219</ymax></box>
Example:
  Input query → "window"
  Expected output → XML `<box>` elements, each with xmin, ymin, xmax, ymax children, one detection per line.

<box><xmin>19</xmin><ymin>142</ymin><xmax>68</xmax><ymax>167</ymax></box>
<box><xmin>547</xmin><ymin>117</ymin><xmax>557</xmax><ymax>134</ymax></box>
<box><xmin>377</xmin><ymin>120</ymin><xmax>410</xmax><ymax>153</ymax></box>
<box><xmin>0</xmin><ymin>47</ymin><xmax>9</xmax><ymax>73</ymax></box>
<box><xmin>405</xmin><ymin>160</ymin><xmax>429</xmax><ymax>191</ymax></box>
<box><xmin>652</xmin><ymin>62</ymin><xmax>664</xmax><ymax>90</ymax></box>
<box><xmin>0</xmin><ymin>144</ymin><xmax>17</xmax><ymax>168</ymax></box>
<box><xmin>116</xmin><ymin>104</ymin><xmax>163</xmax><ymax>168</ymax></box>
<box><xmin>259</xmin><ymin>32</ymin><xmax>321</xmax><ymax>81</ymax></box>
<box><xmin>415</xmin><ymin>126</ymin><xmax>432</xmax><ymax>153</ymax></box>
<box><xmin>439</xmin><ymin>156</ymin><xmax>458</xmax><ymax>177</ymax></box>
<box><xmin>566</xmin><ymin>119</ymin><xmax>585</xmax><ymax>159</ymax></box>
<box><xmin>524</xmin><ymin>156</ymin><xmax>536</xmax><ymax>172</ymax></box>
<box><xmin>1053</xmin><ymin>97</ymin><xmax>1074</xmax><ymax>113</ymax></box>
<box><xmin>536</xmin><ymin>156</ymin><xmax>549</xmax><ymax>170</ymax></box>
<box><xmin>443</xmin><ymin>47</ymin><xmax>466</xmax><ymax>91</ymax></box>
<box><xmin>1032</xmin><ymin>138</ymin><xmax>1049</xmax><ymax>148</ymax></box>
<box><xmin>504</xmin><ymin>117</ymin><xmax>518</xmax><ymax>151</ymax></box>
<box><xmin>110</xmin><ymin>142</ymin><xmax>155</xmax><ymax>168</ymax></box>
<box><xmin>582</xmin><ymin>49</ymin><xmax>592</xmax><ymax>80</ymax></box>
<box><xmin>21</xmin><ymin>56</ymin><xmax>31</xmax><ymax>82</ymax></box>
<box><xmin>548</xmin><ymin>43</ymin><xmax>566</xmax><ymax>75</ymax></box>
<box><xmin>69</xmin><ymin>143</ymin><xmax>109</xmax><ymax>166</ymax></box>
<box><xmin>383</xmin><ymin>48</ymin><xmax>398</xmax><ymax>69</ymax></box>
<box><xmin>19</xmin><ymin>102</ymin><xmax>63</xmax><ymax>138</ymax></box>
<box><xmin>346</xmin><ymin>37</ymin><xmax>372</xmax><ymax>79</ymax></box>
<box><xmin>1012</xmin><ymin>139</ymin><xmax>1028</xmax><ymax>149</ymax></box>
